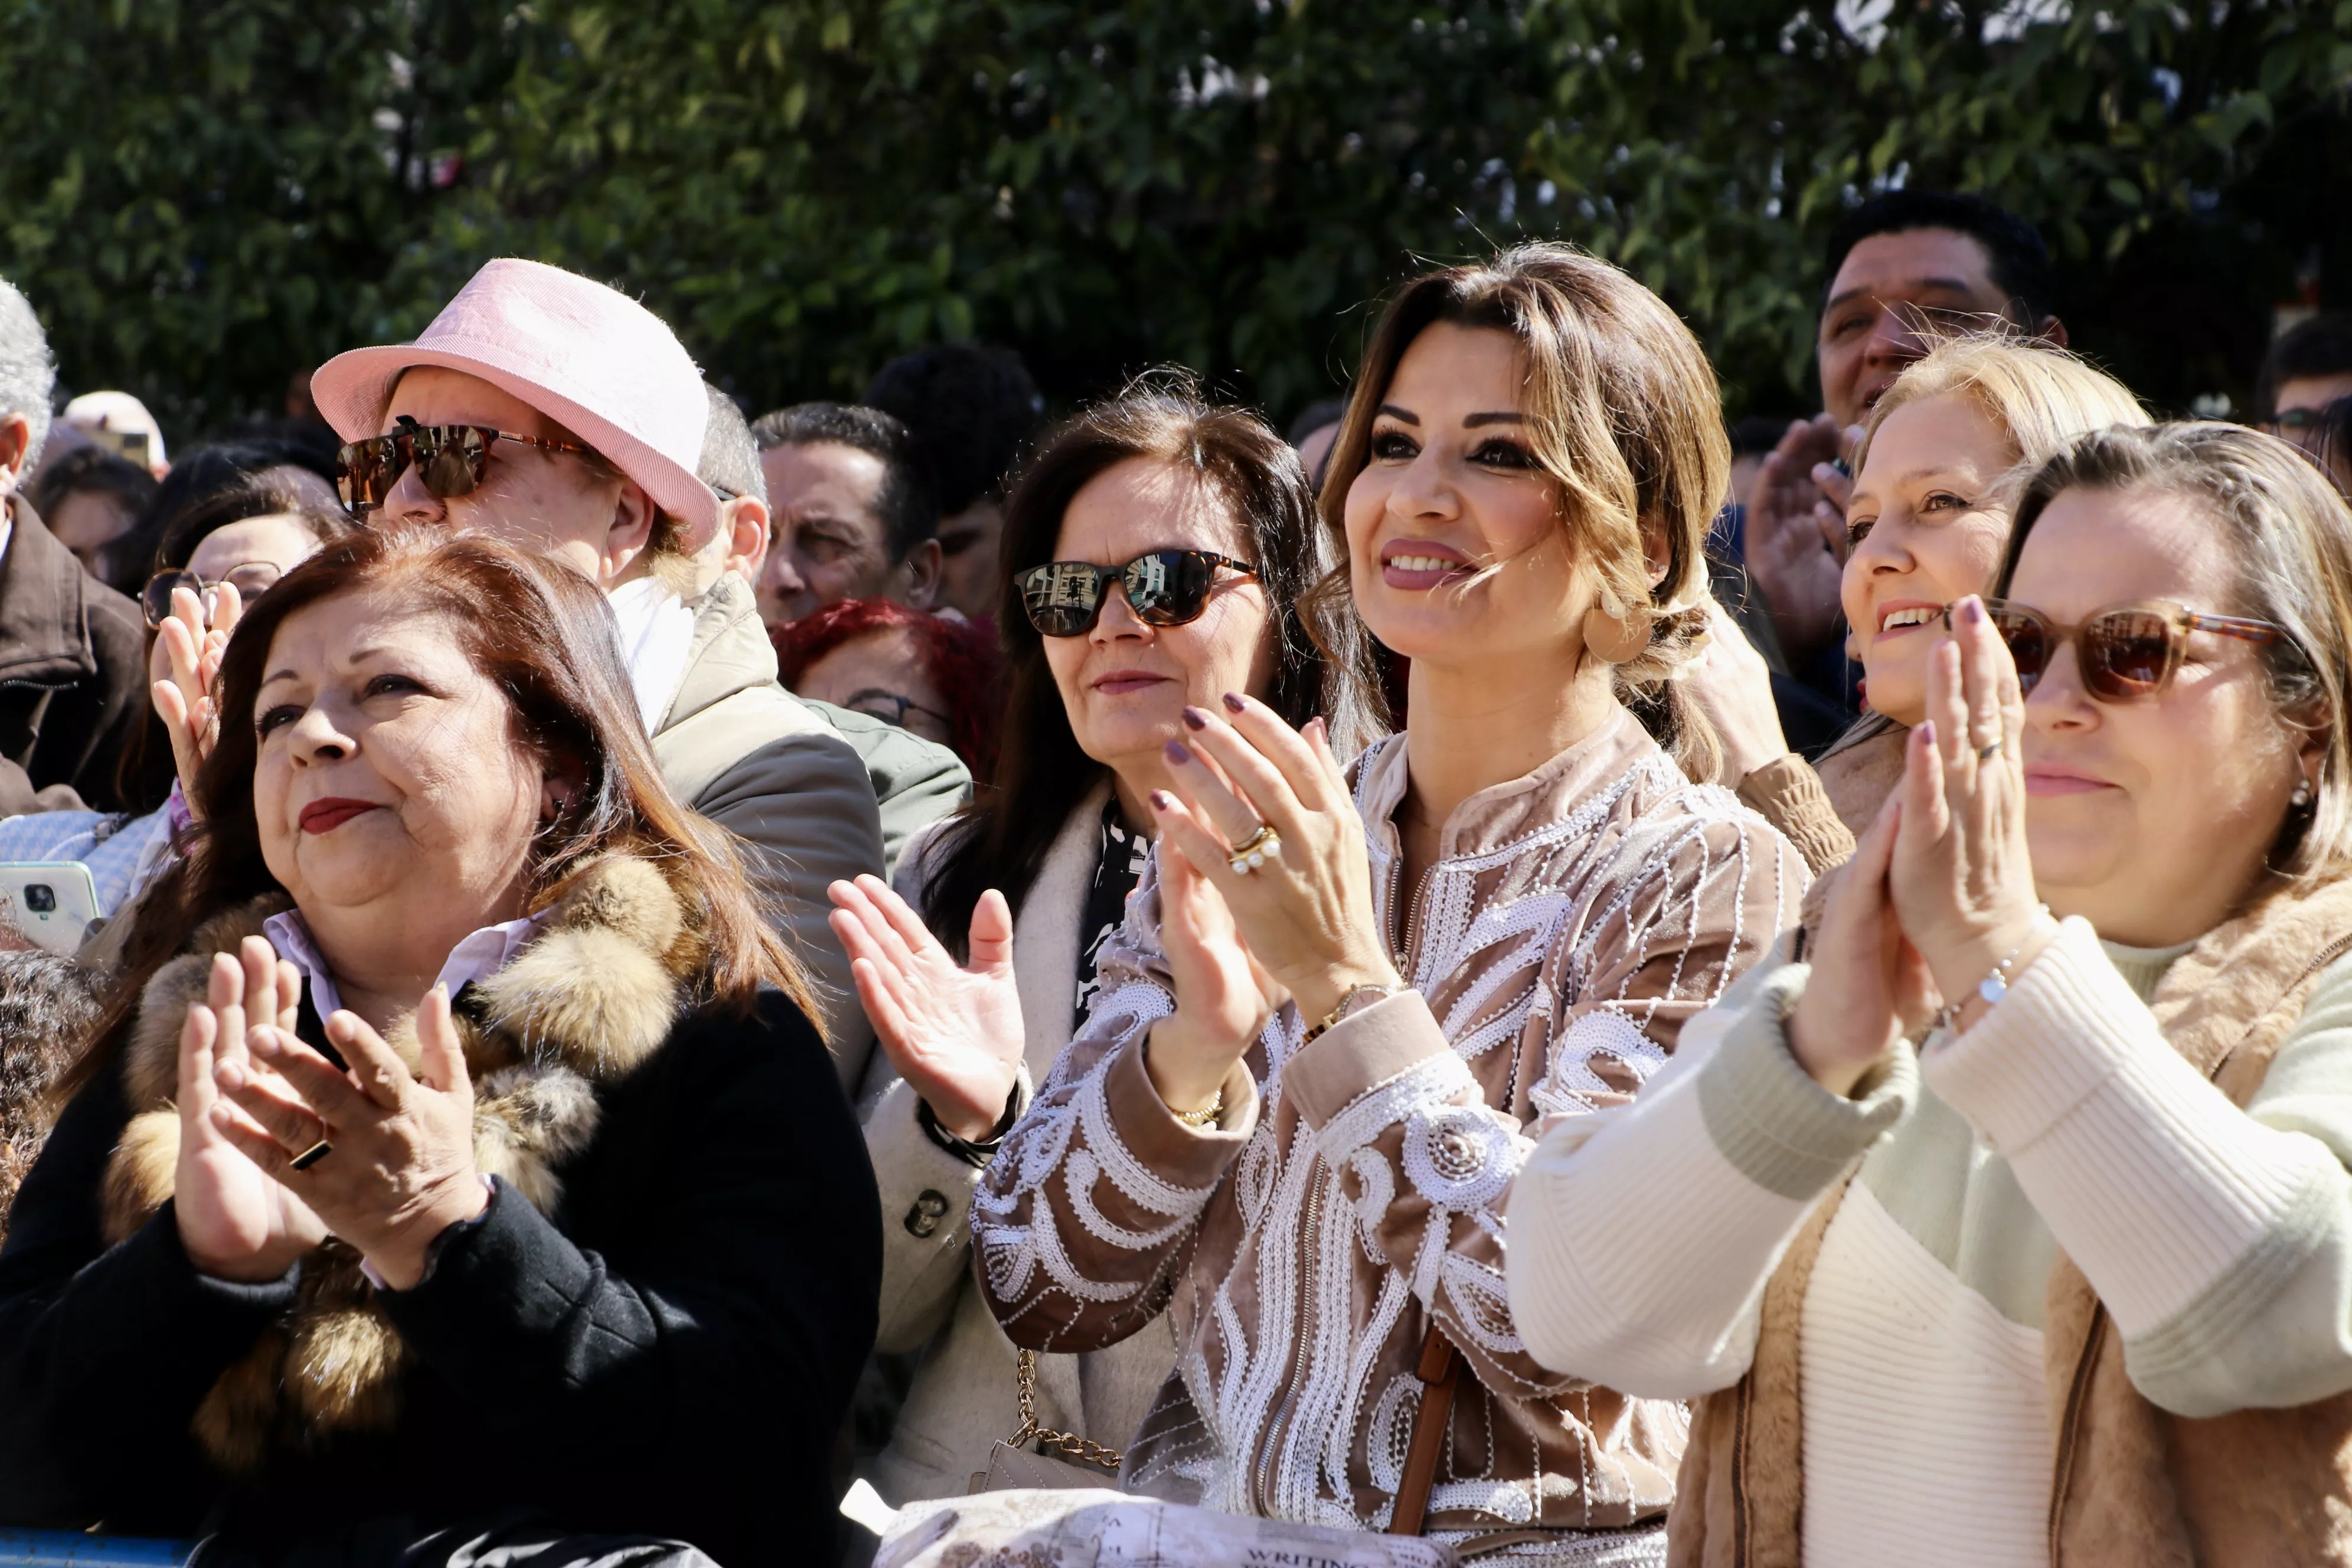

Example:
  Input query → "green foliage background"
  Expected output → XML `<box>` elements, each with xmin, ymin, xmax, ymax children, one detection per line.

<box><xmin>3</xmin><ymin>0</ymin><xmax>2348</xmax><ymax>436</ymax></box>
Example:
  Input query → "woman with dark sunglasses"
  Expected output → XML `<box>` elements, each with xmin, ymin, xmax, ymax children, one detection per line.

<box><xmin>822</xmin><ymin>374</ymin><xmax>1380</xmax><ymax>1506</ymax></box>
<box><xmin>900</xmin><ymin>248</ymin><xmax>1806</xmax><ymax>1561</ymax></box>
<box><xmin>1513</xmin><ymin>423</ymin><xmax>2352</xmax><ymax>1567</ymax></box>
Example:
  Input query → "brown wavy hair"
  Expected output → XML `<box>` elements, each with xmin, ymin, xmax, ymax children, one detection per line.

<box><xmin>66</xmin><ymin>527</ymin><xmax>812</xmax><ymax>1093</ymax></box>
<box><xmin>1310</xmin><ymin>243</ymin><xmax>1731</xmax><ymax>780</ymax></box>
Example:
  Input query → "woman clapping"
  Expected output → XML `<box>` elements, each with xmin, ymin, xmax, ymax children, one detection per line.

<box><xmin>0</xmin><ymin>530</ymin><xmax>877</xmax><ymax>1568</ymax></box>
<box><xmin>1511</xmin><ymin>424</ymin><xmax>2352</xmax><ymax>1567</ymax></box>
<box><xmin>945</xmin><ymin>247</ymin><xmax>1804</xmax><ymax>1559</ymax></box>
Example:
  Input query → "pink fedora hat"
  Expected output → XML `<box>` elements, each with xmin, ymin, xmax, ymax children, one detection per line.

<box><xmin>311</xmin><ymin>258</ymin><xmax>718</xmax><ymax>534</ymax></box>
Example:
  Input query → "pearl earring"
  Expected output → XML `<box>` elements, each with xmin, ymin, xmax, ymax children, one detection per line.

<box><xmin>2293</xmin><ymin>777</ymin><xmax>2315</xmax><ymax>809</ymax></box>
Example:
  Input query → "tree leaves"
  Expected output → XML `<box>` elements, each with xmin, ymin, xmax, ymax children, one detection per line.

<box><xmin>0</xmin><ymin>0</ymin><xmax>2343</xmax><ymax>435</ymax></box>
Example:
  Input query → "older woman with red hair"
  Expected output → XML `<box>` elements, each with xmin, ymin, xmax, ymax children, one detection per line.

<box><xmin>0</xmin><ymin>528</ymin><xmax>877</xmax><ymax>1568</ymax></box>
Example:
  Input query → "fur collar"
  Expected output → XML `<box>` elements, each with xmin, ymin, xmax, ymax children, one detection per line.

<box><xmin>103</xmin><ymin>850</ymin><xmax>703</xmax><ymax>1474</ymax></box>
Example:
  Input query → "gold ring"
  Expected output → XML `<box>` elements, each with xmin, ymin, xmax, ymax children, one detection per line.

<box><xmin>290</xmin><ymin>1139</ymin><xmax>334</xmax><ymax>1171</ymax></box>
<box><xmin>1976</xmin><ymin>739</ymin><xmax>2003</xmax><ymax>762</ymax></box>
<box><xmin>1228</xmin><ymin>824</ymin><xmax>1282</xmax><ymax>875</ymax></box>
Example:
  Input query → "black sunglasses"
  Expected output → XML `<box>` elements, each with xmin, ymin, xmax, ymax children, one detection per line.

<box><xmin>1015</xmin><ymin>551</ymin><xmax>1259</xmax><ymax>637</ymax></box>
<box><xmin>337</xmin><ymin>415</ymin><xmax>589</xmax><ymax>515</ymax></box>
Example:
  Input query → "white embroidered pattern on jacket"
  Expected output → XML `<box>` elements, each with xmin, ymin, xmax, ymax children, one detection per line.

<box><xmin>976</xmin><ymin>730</ymin><xmax>1792</xmax><ymax>1533</ymax></box>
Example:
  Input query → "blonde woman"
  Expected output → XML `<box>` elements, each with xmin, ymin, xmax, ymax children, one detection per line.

<box><xmin>1513</xmin><ymin>424</ymin><xmax>2352</xmax><ymax>1567</ymax></box>
<box><xmin>1700</xmin><ymin>336</ymin><xmax>2150</xmax><ymax>871</ymax></box>
<box><xmin>948</xmin><ymin>246</ymin><xmax>1804</xmax><ymax>1560</ymax></box>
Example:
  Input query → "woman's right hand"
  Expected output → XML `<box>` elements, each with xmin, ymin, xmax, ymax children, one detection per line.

<box><xmin>828</xmin><ymin>876</ymin><xmax>1026</xmax><ymax>1142</ymax></box>
<box><xmin>174</xmin><ymin>936</ymin><xmax>327</xmax><ymax>1281</ymax></box>
<box><xmin>151</xmin><ymin>583</ymin><xmax>240</xmax><ymax>818</ymax></box>
<box><xmin>1786</xmin><ymin>795</ymin><xmax>1935</xmax><ymax>1096</ymax></box>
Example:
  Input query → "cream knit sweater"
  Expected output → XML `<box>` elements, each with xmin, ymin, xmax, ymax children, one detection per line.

<box><xmin>1507</xmin><ymin>918</ymin><xmax>2352</xmax><ymax>1568</ymax></box>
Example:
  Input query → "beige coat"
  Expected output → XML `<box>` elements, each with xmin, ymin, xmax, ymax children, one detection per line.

<box><xmin>650</xmin><ymin>574</ymin><xmax>966</xmax><ymax>1095</ymax></box>
<box><xmin>860</xmin><ymin>786</ymin><xmax>1176</xmax><ymax>1505</ymax></box>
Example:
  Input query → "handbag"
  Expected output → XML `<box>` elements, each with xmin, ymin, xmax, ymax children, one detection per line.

<box><xmin>968</xmin><ymin>1348</ymin><xmax>1128</xmax><ymax>1494</ymax></box>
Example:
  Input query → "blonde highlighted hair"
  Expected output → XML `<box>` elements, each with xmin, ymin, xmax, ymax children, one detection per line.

<box><xmin>1312</xmin><ymin>243</ymin><xmax>1732</xmax><ymax>780</ymax></box>
<box><xmin>1854</xmin><ymin>332</ymin><xmax>2150</xmax><ymax>491</ymax></box>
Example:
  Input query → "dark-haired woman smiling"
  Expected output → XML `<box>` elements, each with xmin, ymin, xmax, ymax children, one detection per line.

<box><xmin>829</xmin><ymin>377</ymin><xmax>1376</xmax><ymax>1503</ymax></box>
<box><xmin>0</xmin><ymin>528</ymin><xmax>877</xmax><ymax>1568</ymax></box>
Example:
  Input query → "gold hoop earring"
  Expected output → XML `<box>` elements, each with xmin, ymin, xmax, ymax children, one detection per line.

<box><xmin>1582</xmin><ymin>605</ymin><xmax>1649</xmax><ymax>665</ymax></box>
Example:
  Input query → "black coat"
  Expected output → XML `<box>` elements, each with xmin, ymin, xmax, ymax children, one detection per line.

<box><xmin>0</xmin><ymin>495</ymin><xmax>146</xmax><ymax>811</ymax></box>
<box><xmin>0</xmin><ymin>986</ymin><xmax>880</xmax><ymax>1566</ymax></box>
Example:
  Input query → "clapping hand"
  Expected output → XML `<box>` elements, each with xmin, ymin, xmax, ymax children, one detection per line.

<box><xmin>828</xmin><ymin>876</ymin><xmax>1027</xmax><ymax>1142</ymax></box>
<box><xmin>151</xmin><ymin>583</ymin><xmax>241</xmax><ymax>818</ymax></box>
<box><xmin>1145</xmin><ymin>695</ymin><xmax>1399</xmax><ymax>1112</ymax></box>
<box><xmin>1745</xmin><ymin>415</ymin><xmax>1860</xmax><ymax>659</ymax></box>
<box><xmin>1787</xmin><ymin>799</ymin><xmax>1936</xmax><ymax>1096</ymax></box>
<box><xmin>174</xmin><ymin>937</ymin><xmax>328</xmax><ymax>1282</ymax></box>
<box><xmin>209</xmin><ymin>975</ymin><xmax>488</xmax><ymax>1291</ymax></box>
<box><xmin>1885</xmin><ymin>596</ymin><xmax>2052</xmax><ymax>1028</ymax></box>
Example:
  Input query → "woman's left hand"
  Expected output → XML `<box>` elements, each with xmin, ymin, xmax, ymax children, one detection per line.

<box><xmin>211</xmin><ymin>984</ymin><xmax>489</xmax><ymax>1291</ymax></box>
<box><xmin>1886</xmin><ymin>596</ymin><xmax>2054</xmax><ymax>1025</ymax></box>
<box><xmin>1151</xmin><ymin>694</ymin><xmax>1400</xmax><ymax>1027</ymax></box>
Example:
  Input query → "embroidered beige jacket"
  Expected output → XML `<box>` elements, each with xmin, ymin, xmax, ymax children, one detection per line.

<box><xmin>972</xmin><ymin>708</ymin><xmax>1807</xmax><ymax>1537</ymax></box>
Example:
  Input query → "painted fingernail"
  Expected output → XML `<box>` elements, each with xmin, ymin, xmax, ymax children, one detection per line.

<box><xmin>1164</xmin><ymin>740</ymin><xmax>1193</xmax><ymax>765</ymax></box>
<box><xmin>1961</xmin><ymin>596</ymin><xmax>1985</xmax><ymax>624</ymax></box>
<box><xmin>1917</xmin><ymin>720</ymin><xmax>1936</xmax><ymax>746</ymax></box>
<box><xmin>1150</xmin><ymin>790</ymin><xmax>1176</xmax><ymax>811</ymax></box>
<box><xmin>1181</xmin><ymin>707</ymin><xmax>1208</xmax><ymax>731</ymax></box>
<box><xmin>1222</xmin><ymin>692</ymin><xmax>1246</xmax><ymax>714</ymax></box>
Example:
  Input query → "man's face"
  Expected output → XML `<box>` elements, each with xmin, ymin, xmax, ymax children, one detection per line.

<box><xmin>377</xmin><ymin>368</ymin><xmax>653</xmax><ymax>589</ymax></box>
<box><xmin>758</xmin><ymin>439</ymin><xmax>901</xmax><ymax>626</ymax></box>
<box><xmin>1817</xmin><ymin>228</ymin><xmax>2026</xmax><ymax>430</ymax></box>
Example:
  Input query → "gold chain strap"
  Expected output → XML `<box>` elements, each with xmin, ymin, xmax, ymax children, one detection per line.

<box><xmin>1011</xmin><ymin>1349</ymin><xmax>1123</xmax><ymax>1472</ymax></box>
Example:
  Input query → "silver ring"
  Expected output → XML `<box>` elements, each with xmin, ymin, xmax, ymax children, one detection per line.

<box><xmin>290</xmin><ymin>1139</ymin><xmax>334</xmax><ymax>1171</ymax></box>
<box><xmin>1228</xmin><ymin>824</ymin><xmax>1281</xmax><ymax>875</ymax></box>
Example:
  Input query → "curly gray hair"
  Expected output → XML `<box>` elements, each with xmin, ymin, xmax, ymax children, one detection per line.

<box><xmin>0</xmin><ymin>277</ymin><xmax>53</xmax><ymax>474</ymax></box>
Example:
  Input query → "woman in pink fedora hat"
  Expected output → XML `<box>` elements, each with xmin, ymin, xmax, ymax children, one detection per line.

<box><xmin>303</xmin><ymin>257</ymin><xmax>953</xmax><ymax>1094</ymax></box>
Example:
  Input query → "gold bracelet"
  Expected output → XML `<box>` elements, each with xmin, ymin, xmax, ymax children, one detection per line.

<box><xmin>1175</xmin><ymin>1090</ymin><xmax>1223</xmax><ymax>1129</ymax></box>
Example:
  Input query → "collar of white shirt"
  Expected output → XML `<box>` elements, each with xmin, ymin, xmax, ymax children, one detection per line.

<box><xmin>261</xmin><ymin>906</ymin><xmax>546</xmax><ymax>1024</ymax></box>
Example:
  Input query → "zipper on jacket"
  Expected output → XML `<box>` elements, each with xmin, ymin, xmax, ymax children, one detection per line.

<box><xmin>2047</xmin><ymin>1300</ymin><xmax>2106</xmax><ymax>1560</ymax></box>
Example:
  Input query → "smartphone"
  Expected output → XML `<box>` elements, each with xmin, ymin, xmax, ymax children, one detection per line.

<box><xmin>0</xmin><ymin>862</ymin><xmax>102</xmax><ymax>956</ymax></box>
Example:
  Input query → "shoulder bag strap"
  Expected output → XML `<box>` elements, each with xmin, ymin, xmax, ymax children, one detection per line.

<box><xmin>1387</xmin><ymin>1324</ymin><xmax>1462</xmax><ymax>1536</ymax></box>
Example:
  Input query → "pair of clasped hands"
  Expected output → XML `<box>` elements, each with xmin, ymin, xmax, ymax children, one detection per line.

<box><xmin>158</xmin><ymin>583</ymin><xmax>486</xmax><ymax>1291</ymax></box>
<box><xmin>828</xmin><ymin>695</ymin><xmax>1404</xmax><ymax>1140</ymax></box>
<box><xmin>1791</xmin><ymin>595</ymin><xmax>2058</xmax><ymax>1095</ymax></box>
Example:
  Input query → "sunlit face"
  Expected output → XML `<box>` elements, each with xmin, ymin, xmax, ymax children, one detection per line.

<box><xmin>793</xmin><ymin>625</ymin><xmax>954</xmax><ymax>747</ymax></box>
<box><xmin>1839</xmin><ymin>392</ymin><xmax>2018</xmax><ymax>725</ymax></box>
<box><xmin>758</xmin><ymin>440</ymin><xmax>900</xmax><ymax>626</ymax></box>
<box><xmin>1039</xmin><ymin>458</ymin><xmax>1275</xmax><ymax>786</ymax></box>
<box><xmin>377</xmin><ymin>368</ymin><xmax>640</xmax><ymax>586</ymax></box>
<box><xmin>250</xmin><ymin>590</ymin><xmax>545</xmax><ymax>947</ymax></box>
<box><xmin>1818</xmin><ymin>229</ymin><xmax>2021</xmax><ymax>430</ymax></box>
<box><xmin>2010</xmin><ymin>485</ymin><xmax>2313</xmax><ymax>945</ymax></box>
<box><xmin>1344</xmin><ymin>322</ymin><xmax>1599</xmax><ymax>671</ymax></box>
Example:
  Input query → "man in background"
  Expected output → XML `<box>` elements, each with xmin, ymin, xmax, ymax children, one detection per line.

<box><xmin>863</xmin><ymin>344</ymin><xmax>1043</xmax><ymax>622</ymax></box>
<box><xmin>698</xmin><ymin>386</ymin><xmax>967</xmax><ymax>874</ymax></box>
<box><xmin>750</xmin><ymin>402</ymin><xmax>940</xmax><ymax>628</ymax></box>
<box><xmin>2256</xmin><ymin>313</ymin><xmax>2352</xmax><ymax>460</ymax></box>
<box><xmin>1743</xmin><ymin>190</ymin><xmax>2067</xmax><ymax>710</ymax></box>
<box><xmin>0</xmin><ymin>278</ymin><xmax>145</xmax><ymax>811</ymax></box>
